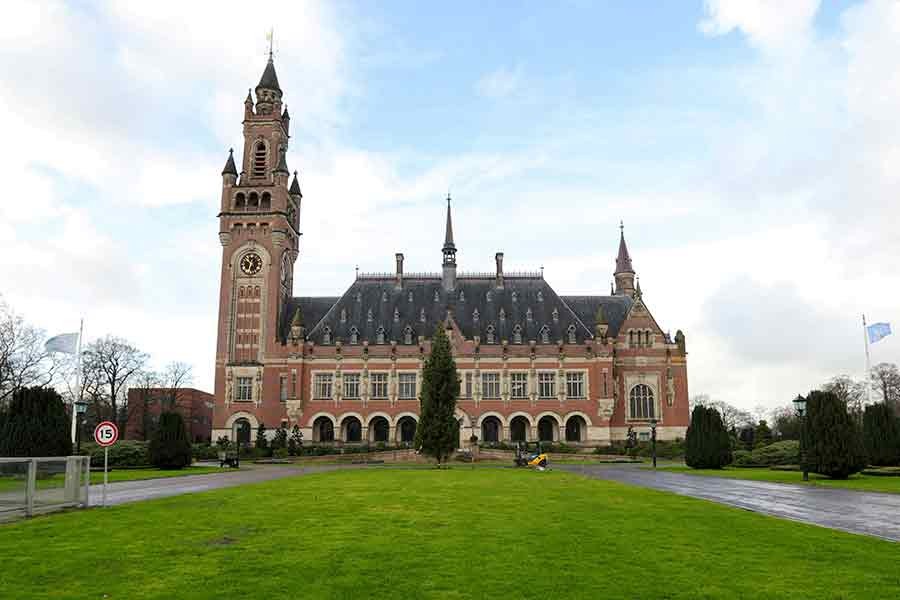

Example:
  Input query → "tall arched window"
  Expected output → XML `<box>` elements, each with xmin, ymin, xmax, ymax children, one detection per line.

<box><xmin>486</xmin><ymin>324</ymin><xmax>495</xmax><ymax>345</ymax></box>
<box><xmin>404</xmin><ymin>325</ymin><xmax>414</xmax><ymax>345</ymax></box>
<box><xmin>376</xmin><ymin>326</ymin><xmax>385</xmax><ymax>345</ymax></box>
<box><xmin>513</xmin><ymin>324</ymin><xmax>523</xmax><ymax>344</ymax></box>
<box><xmin>253</xmin><ymin>142</ymin><xmax>267</xmax><ymax>178</ymax></box>
<box><xmin>260</xmin><ymin>192</ymin><xmax>271</xmax><ymax>210</ymax></box>
<box><xmin>248</xmin><ymin>192</ymin><xmax>259</xmax><ymax>208</ymax></box>
<box><xmin>539</xmin><ymin>325</ymin><xmax>550</xmax><ymax>344</ymax></box>
<box><xmin>567</xmin><ymin>324</ymin><xmax>577</xmax><ymax>344</ymax></box>
<box><xmin>322</xmin><ymin>327</ymin><xmax>332</xmax><ymax>345</ymax></box>
<box><xmin>349</xmin><ymin>327</ymin><xmax>359</xmax><ymax>345</ymax></box>
<box><xmin>234</xmin><ymin>193</ymin><xmax>246</xmax><ymax>210</ymax></box>
<box><xmin>629</xmin><ymin>384</ymin><xmax>655</xmax><ymax>420</ymax></box>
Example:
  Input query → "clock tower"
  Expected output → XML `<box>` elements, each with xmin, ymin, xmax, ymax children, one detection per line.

<box><xmin>214</xmin><ymin>53</ymin><xmax>302</xmax><ymax>409</ymax></box>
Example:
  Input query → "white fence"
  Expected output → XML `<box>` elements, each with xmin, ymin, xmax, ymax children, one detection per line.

<box><xmin>0</xmin><ymin>456</ymin><xmax>90</xmax><ymax>521</ymax></box>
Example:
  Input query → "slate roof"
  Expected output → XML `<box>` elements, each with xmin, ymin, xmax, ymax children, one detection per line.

<box><xmin>285</xmin><ymin>275</ymin><xmax>634</xmax><ymax>346</ymax></box>
<box><xmin>257</xmin><ymin>57</ymin><xmax>281</xmax><ymax>92</ymax></box>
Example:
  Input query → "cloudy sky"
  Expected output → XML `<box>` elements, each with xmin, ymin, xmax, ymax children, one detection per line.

<box><xmin>2</xmin><ymin>0</ymin><xmax>898</xmax><ymax>412</ymax></box>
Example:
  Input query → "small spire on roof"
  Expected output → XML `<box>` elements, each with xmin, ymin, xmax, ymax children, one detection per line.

<box><xmin>615</xmin><ymin>220</ymin><xmax>634</xmax><ymax>275</ymax></box>
<box><xmin>443</xmin><ymin>193</ymin><xmax>455</xmax><ymax>252</ymax></box>
<box><xmin>289</xmin><ymin>170</ymin><xmax>302</xmax><ymax>196</ymax></box>
<box><xmin>274</xmin><ymin>147</ymin><xmax>289</xmax><ymax>174</ymax></box>
<box><xmin>290</xmin><ymin>305</ymin><xmax>304</xmax><ymax>327</ymax></box>
<box><xmin>282</xmin><ymin>105</ymin><xmax>290</xmax><ymax>120</ymax></box>
<box><xmin>221</xmin><ymin>148</ymin><xmax>237</xmax><ymax>176</ymax></box>
<box><xmin>245</xmin><ymin>89</ymin><xmax>253</xmax><ymax>104</ymax></box>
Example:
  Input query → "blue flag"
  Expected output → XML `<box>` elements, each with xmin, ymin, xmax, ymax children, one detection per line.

<box><xmin>867</xmin><ymin>322</ymin><xmax>892</xmax><ymax>344</ymax></box>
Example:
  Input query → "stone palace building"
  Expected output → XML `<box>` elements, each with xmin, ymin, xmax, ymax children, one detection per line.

<box><xmin>211</xmin><ymin>55</ymin><xmax>691</xmax><ymax>447</ymax></box>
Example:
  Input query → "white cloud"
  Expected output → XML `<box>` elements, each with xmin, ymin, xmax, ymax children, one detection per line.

<box><xmin>699</xmin><ymin>0</ymin><xmax>821</xmax><ymax>54</ymax></box>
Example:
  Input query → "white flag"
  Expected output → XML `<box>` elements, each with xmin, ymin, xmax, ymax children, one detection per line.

<box><xmin>45</xmin><ymin>332</ymin><xmax>79</xmax><ymax>354</ymax></box>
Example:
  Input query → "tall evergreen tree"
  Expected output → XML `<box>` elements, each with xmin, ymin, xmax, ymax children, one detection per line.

<box><xmin>862</xmin><ymin>402</ymin><xmax>900</xmax><ymax>466</ymax></box>
<box><xmin>802</xmin><ymin>390</ymin><xmax>867</xmax><ymax>479</ymax></box>
<box><xmin>754</xmin><ymin>420</ymin><xmax>773</xmax><ymax>449</ymax></box>
<box><xmin>415</xmin><ymin>324</ymin><xmax>460</xmax><ymax>465</ymax></box>
<box><xmin>685</xmin><ymin>405</ymin><xmax>732</xmax><ymax>469</ymax></box>
<box><xmin>0</xmin><ymin>386</ymin><xmax>71</xmax><ymax>457</ymax></box>
<box><xmin>148</xmin><ymin>412</ymin><xmax>192</xmax><ymax>469</ymax></box>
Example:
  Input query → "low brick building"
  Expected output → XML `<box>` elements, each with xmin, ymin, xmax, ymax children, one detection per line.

<box><xmin>211</xmin><ymin>55</ymin><xmax>691</xmax><ymax>447</ymax></box>
<box><xmin>126</xmin><ymin>388</ymin><xmax>215</xmax><ymax>443</ymax></box>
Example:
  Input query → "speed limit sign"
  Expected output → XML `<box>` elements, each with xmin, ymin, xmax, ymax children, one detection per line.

<box><xmin>94</xmin><ymin>421</ymin><xmax>119</xmax><ymax>447</ymax></box>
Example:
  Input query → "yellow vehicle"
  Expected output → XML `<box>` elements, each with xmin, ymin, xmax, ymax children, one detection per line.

<box><xmin>514</xmin><ymin>442</ymin><xmax>549</xmax><ymax>469</ymax></box>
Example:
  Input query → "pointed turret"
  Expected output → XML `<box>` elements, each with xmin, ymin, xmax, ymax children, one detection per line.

<box><xmin>257</xmin><ymin>56</ymin><xmax>282</xmax><ymax>93</ymax></box>
<box><xmin>221</xmin><ymin>148</ymin><xmax>237</xmax><ymax>177</ymax></box>
<box><xmin>614</xmin><ymin>221</ymin><xmax>636</xmax><ymax>296</ymax></box>
<box><xmin>289</xmin><ymin>171</ymin><xmax>302</xmax><ymax>197</ymax></box>
<box><xmin>254</xmin><ymin>56</ymin><xmax>282</xmax><ymax>115</ymax></box>
<box><xmin>281</xmin><ymin>105</ymin><xmax>291</xmax><ymax>134</ymax></box>
<box><xmin>442</xmin><ymin>194</ymin><xmax>457</xmax><ymax>291</ymax></box>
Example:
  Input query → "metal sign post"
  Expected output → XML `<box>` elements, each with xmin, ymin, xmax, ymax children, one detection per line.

<box><xmin>94</xmin><ymin>421</ymin><xmax>119</xmax><ymax>508</ymax></box>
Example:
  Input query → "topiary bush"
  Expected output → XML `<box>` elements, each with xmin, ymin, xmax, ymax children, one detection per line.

<box><xmin>685</xmin><ymin>405</ymin><xmax>732</xmax><ymax>469</ymax></box>
<box><xmin>863</xmin><ymin>403</ymin><xmax>900</xmax><ymax>467</ymax></box>
<box><xmin>0</xmin><ymin>386</ymin><xmax>71</xmax><ymax>457</ymax></box>
<box><xmin>730</xmin><ymin>440</ymin><xmax>799</xmax><ymax>467</ymax></box>
<box><xmin>148</xmin><ymin>412</ymin><xmax>192</xmax><ymax>469</ymax></box>
<box><xmin>802</xmin><ymin>390</ymin><xmax>867</xmax><ymax>479</ymax></box>
<box><xmin>86</xmin><ymin>441</ymin><xmax>150</xmax><ymax>468</ymax></box>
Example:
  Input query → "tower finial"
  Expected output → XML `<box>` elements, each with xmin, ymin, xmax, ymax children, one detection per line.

<box><xmin>620</xmin><ymin>220</ymin><xmax>624</xmax><ymax>234</ymax></box>
<box><xmin>267</xmin><ymin>28</ymin><xmax>275</xmax><ymax>60</ymax></box>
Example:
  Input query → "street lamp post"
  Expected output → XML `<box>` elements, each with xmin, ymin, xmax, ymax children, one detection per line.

<box><xmin>793</xmin><ymin>395</ymin><xmax>808</xmax><ymax>482</ymax></box>
<box><xmin>650</xmin><ymin>419</ymin><xmax>658</xmax><ymax>469</ymax></box>
<box><xmin>75</xmin><ymin>400</ymin><xmax>88</xmax><ymax>454</ymax></box>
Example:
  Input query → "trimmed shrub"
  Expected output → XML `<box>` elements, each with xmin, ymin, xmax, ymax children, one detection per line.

<box><xmin>685</xmin><ymin>405</ymin><xmax>732</xmax><ymax>469</ymax></box>
<box><xmin>0</xmin><ymin>386</ymin><xmax>71</xmax><ymax>457</ymax></box>
<box><xmin>730</xmin><ymin>440</ymin><xmax>799</xmax><ymax>467</ymax></box>
<box><xmin>86</xmin><ymin>441</ymin><xmax>150</xmax><ymax>467</ymax></box>
<box><xmin>863</xmin><ymin>403</ymin><xmax>900</xmax><ymax>467</ymax></box>
<box><xmin>192</xmin><ymin>443</ymin><xmax>219</xmax><ymax>461</ymax></box>
<box><xmin>802</xmin><ymin>390</ymin><xmax>867</xmax><ymax>479</ymax></box>
<box><xmin>148</xmin><ymin>412</ymin><xmax>192</xmax><ymax>469</ymax></box>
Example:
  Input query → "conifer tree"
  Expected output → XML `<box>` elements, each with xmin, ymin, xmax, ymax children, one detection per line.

<box><xmin>685</xmin><ymin>405</ymin><xmax>732</xmax><ymax>468</ymax></box>
<box><xmin>415</xmin><ymin>324</ymin><xmax>460</xmax><ymax>466</ymax></box>
<box><xmin>255</xmin><ymin>423</ymin><xmax>269</xmax><ymax>454</ymax></box>
<box><xmin>802</xmin><ymin>390</ymin><xmax>867</xmax><ymax>478</ymax></box>
<box><xmin>862</xmin><ymin>402</ymin><xmax>900</xmax><ymax>467</ymax></box>
<box><xmin>148</xmin><ymin>412</ymin><xmax>192</xmax><ymax>469</ymax></box>
<box><xmin>0</xmin><ymin>386</ymin><xmax>71</xmax><ymax>457</ymax></box>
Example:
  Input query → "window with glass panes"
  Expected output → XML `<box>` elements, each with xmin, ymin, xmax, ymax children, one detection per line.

<box><xmin>279</xmin><ymin>375</ymin><xmax>288</xmax><ymax>402</ymax></box>
<box><xmin>314</xmin><ymin>373</ymin><xmax>333</xmax><ymax>399</ymax></box>
<box><xmin>482</xmin><ymin>372</ymin><xmax>500</xmax><ymax>398</ymax></box>
<box><xmin>235</xmin><ymin>377</ymin><xmax>253</xmax><ymax>401</ymax></box>
<box><xmin>464</xmin><ymin>373</ymin><xmax>473</xmax><ymax>398</ymax></box>
<box><xmin>510</xmin><ymin>372</ymin><xmax>528</xmax><ymax>398</ymax></box>
<box><xmin>343</xmin><ymin>373</ymin><xmax>360</xmax><ymax>398</ymax></box>
<box><xmin>566</xmin><ymin>372</ymin><xmax>585</xmax><ymax>398</ymax></box>
<box><xmin>398</xmin><ymin>373</ymin><xmax>417</xmax><ymax>399</ymax></box>
<box><xmin>370</xmin><ymin>373</ymin><xmax>388</xmax><ymax>398</ymax></box>
<box><xmin>537</xmin><ymin>372</ymin><xmax>555</xmax><ymax>398</ymax></box>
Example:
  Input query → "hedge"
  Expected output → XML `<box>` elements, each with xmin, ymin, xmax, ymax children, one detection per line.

<box><xmin>730</xmin><ymin>440</ymin><xmax>799</xmax><ymax>467</ymax></box>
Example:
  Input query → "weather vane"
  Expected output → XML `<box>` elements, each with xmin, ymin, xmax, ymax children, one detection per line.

<box><xmin>266</xmin><ymin>28</ymin><xmax>275</xmax><ymax>59</ymax></box>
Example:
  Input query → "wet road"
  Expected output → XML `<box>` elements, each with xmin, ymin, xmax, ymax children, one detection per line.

<box><xmin>560</xmin><ymin>464</ymin><xmax>900</xmax><ymax>542</ymax></box>
<box><xmin>87</xmin><ymin>465</ymin><xmax>340</xmax><ymax>507</ymax></box>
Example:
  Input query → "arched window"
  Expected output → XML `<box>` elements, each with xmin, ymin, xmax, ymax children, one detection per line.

<box><xmin>376</xmin><ymin>326</ymin><xmax>385</xmax><ymax>345</ymax></box>
<box><xmin>313</xmin><ymin>416</ymin><xmax>334</xmax><ymax>443</ymax></box>
<box><xmin>398</xmin><ymin>416</ymin><xmax>417</xmax><ymax>444</ymax></box>
<box><xmin>538</xmin><ymin>416</ymin><xmax>557</xmax><ymax>442</ymax></box>
<box><xmin>629</xmin><ymin>330</ymin><xmax>635</xmax><ymax>347</ymax></box>
<box><xmin>513</xmin><ymin>324</ymin><xmax>523</xmax><ymax>344</ymax></box>
<box><xmin>253</xmin><ymin>142</ymin><xmax>267</xmax><ymax>178</ymax></box>
<box><xmin>486</xmin><ymin>324</ymin><xmax>495</xmax><ymax>345</ymax></box>
<box><xmin>349</xmin><ymin>327</ymin><xmax>359</xmax><ymax>345</ymax></box>
<box><xmin>539</xmin><ymin>325</ymin><xmax>550</xmax><ymax>344</ymax></box>
<box><xmin>567</xmin><ymin>325</ymin><xmax>577</xmax><ymax>344</ymax></box>
<box><xmin>261</xmin><ymin>192</ymin><xmax>271</xmax><ymax>210</ymax></box>
<box><xmin>510</xmin><ymin>416</ymin><xmax>529</xmax><ymax>442</ymax></box>
<box><xmin>566</xmin><ymin>416</ymin><xmax>586</xmax><ymax>442</ymax></box>
<box><xmin>322</xmin><ymin>327</ymin><xmax>332</xmax><ymax>345</ymax></box>
<box><xmin>629</xmin><ymin>384</ymin><xmax>655</xmax><ymax>420</ymax></box>
<box><xmin>233</xmin><ymin>418</ymin><xmax>251</xmax><ymax>445</ymax></box>
<box><xmin>403</xmin><ymin>325</ymin><xmax>414</xmax><ymax>345</ymax></box>
<box><xmin>370</xmin><ymin>417</ymin><xmax>389</xmax><ymax>443</ymax></box>
<box><xmin>248</xmin><ymin>192</ymin><xmax>259</xmax><ymax>208</ymax></box>
<box><xmin>234</xmin><ymin>193</ymin><xmax>246</xmax><ymax>210</ymax></box>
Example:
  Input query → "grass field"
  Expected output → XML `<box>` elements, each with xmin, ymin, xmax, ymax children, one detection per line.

<box><xmin>658</xmin><ymin>466</ymin><xmax>900</xmax><ymax>494</ymax></box>
<box><xmin>2</xmin><ymin>469</ymin><xmax>899</xmax><ymax>599</ymax></box>
<box><xmin>0</xmin><ymin>466</ymin><xmax>232</xmax><ymax>493</ymax></box>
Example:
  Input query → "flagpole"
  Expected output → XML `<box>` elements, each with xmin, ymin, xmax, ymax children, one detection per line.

<box><xmin>863</xmin><ymin>314</ymin><xmax>872</xmax><ymax>406</ymax></box>
<box><xmin>70</xmin><ymin>319</ymin><xmax>84</xmax><ymax>446</ymax></box>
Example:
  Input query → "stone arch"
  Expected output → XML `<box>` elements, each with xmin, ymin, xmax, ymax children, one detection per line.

<box><xmin>365</xmin><ymin>411</ymin><xmax>393</xmax><ymax>427</ymax></box>
<box><xmin>311</xmin><ymin>415</ymin><xmax>335</xmax><ymax>443</ymax></box>
<box><xmin>564</xmin><ymin>414</ymin><xmax>588</xmax><ymax>443</ymax></box>
<box><xmin>395</xmin><ymin>414</ymin><xmax>418</xmax><ymax>444</ymax></box>
<box><xmin>481</xmin><ymin>415</ymin><xmax>503</xmax><ymax>443</ymax></box>
<box><xmin>536</xmin><ymin>411</ymin><xmax>562</xmax><ymax>442</ymax></box>
<box><xmin>507</xmin><ymin>411</ymin><xmax>536</xmax><ymax>427</ymax></box>
<box><xmin>306</xmin><ymin>412</ymin><xmax>337</xmax><ymax>428</ymax></box>
<box><xmin>225</xmin><ymin>411</ymin><xmax>259</xmax><ymax>431</ymax></box>
<box><xmin>339</xmin><ymin>413</ymin><xmax>364</xmax><ymax>443</ymax></box>
<box><xmin>475</xmin><ymin>411</ymin><xmax>508</xmax><ymax>427</ymax></box>
<box><xmin>509</xmin><ymin>415</ymin><xmax>531</xmax><ymax>442</ymax></box>
<box><xmin>564</xmin><ymin>410</ymin><xmax>594</xmax><ymax>428</ymax></box>
<box><xmin>368</xmin><ymin>415</ymin><xmax>390</xmax><ymax>443</ymax></box>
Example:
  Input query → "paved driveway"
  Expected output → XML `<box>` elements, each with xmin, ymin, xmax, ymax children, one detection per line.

<box><xmin>88</xmin><ymin>465</ymin><xmax>340</xmax><ymax>507</ymax></box>
<box><xmin>560</xmin><ymin>464</ymin><xmax>900</xmax><ymax>542</ymax></box>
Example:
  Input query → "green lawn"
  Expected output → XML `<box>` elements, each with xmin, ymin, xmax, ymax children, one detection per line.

<box><xmin>0</xmin><ymin>466</ymin><xmax>233</xmax><ymax>493</ymax></box>
<box><xmin>2</xmin><ymin>469</ymin><xmax>899</xmax><ymax>599</ymax></box>
<box><xmin>658</xmin><ymin>466</ymin><xmax>900</xmax><ymax>494</ymax></box>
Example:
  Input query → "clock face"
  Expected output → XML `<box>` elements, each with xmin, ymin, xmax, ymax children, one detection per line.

<box><xmin>240</xmin><ymin>252</ymin><xmax>262</xmax><ymax>275</ymax></box>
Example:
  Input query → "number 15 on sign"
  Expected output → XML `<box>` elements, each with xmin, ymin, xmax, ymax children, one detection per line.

<box><xmin>93</xmin><ymin>421</ymin><xmax>119</xmax><ymax>507</ymax></box>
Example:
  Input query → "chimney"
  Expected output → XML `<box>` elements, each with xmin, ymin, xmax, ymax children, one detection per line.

<box><xmin>395</xmin><ymin>253</ymin><xmax>404</xmax><ymax>288</ymax></box>
<box><xmin>495</xmin><ymin>252</ymin><xmax>505</xmax><ymax>289</ymax></box>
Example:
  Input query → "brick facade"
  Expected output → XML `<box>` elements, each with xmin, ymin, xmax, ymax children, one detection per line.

<box><xmin>126</xmin><ymin>388</ymin><xmax>215</xmax><ymax>443</ymax></box>
<box><xmin>212</xmin><ymin>56</ymin><xmax>690</xmax><ymax>447</ymax></box>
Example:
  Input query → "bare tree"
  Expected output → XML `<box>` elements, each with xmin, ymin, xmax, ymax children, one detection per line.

<box><xmin>82</xmin><ymin>336</ymin><xmax>148</xmax><ymax>426</ymax></box>
<box><xmin>690</xmin><ymin>394</ymin><xmax>753</xmax><ymax>431</ymax></box>
<box><xmin>0</xmin><ymin>297</ymin><xmax>60</xmax><ymax>404</ymax></box>
<box><xmin>822</xmin><ymin>375</ymin><xmax>866</xmax><ymax>424</ymax></box>
<box><xmin>161</xmin><ymin>361</ymin><xmax>193</xmax><ymax>411</ymax></box>
<box><xmin>870</xmin><ymin>363</ymin><xmax>900</xmax><ymax>410</ymax></box>
<box><xmin>128</xmin><ymin>369</ymin><xmax>162</xmax><ymax>441</ymax></box>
